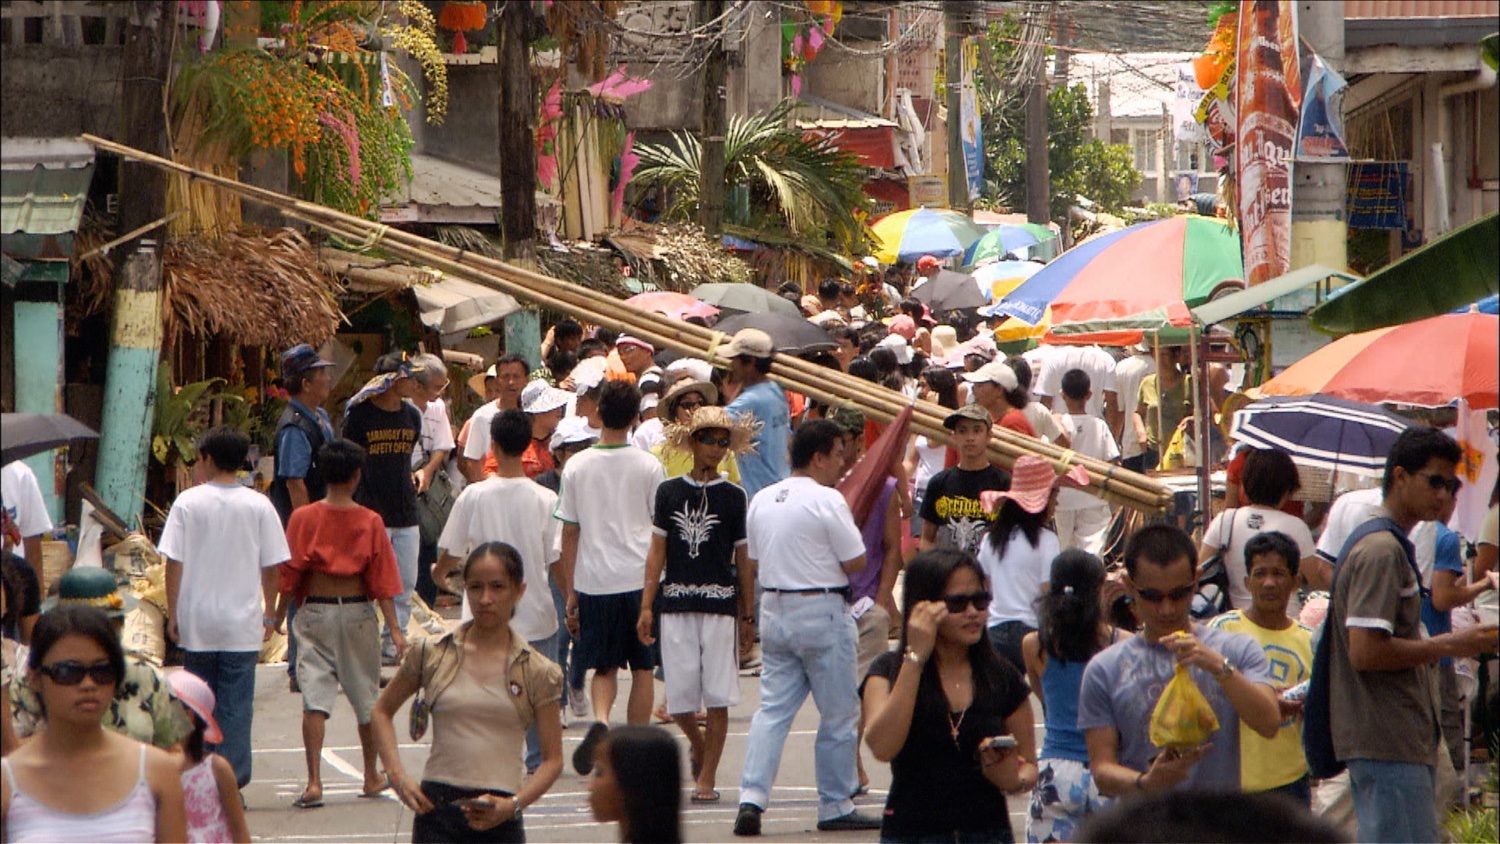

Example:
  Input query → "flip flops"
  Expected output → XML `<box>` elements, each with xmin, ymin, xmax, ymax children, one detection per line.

<box><xmin>292</xmin><ymin>794</ymin><xmax>324</xmax><ymax>810</ymax></box>
<box><xmin>690</xmin><ymin>789</ymin><xmax>721</xmax><ymax>803</ymax></box>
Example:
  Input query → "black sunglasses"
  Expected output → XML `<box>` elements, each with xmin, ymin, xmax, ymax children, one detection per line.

<box><xmin>1414</xmin><ymin>471</ymin><xmax>1462</xmax><ymax>494</ymax></box>
<box><xmin>1135</xmin><ymin>584</ymin><xmax>1195</xmax><ymax>604</ymax></box>
<box><xmin>678</xmin><ymin>400</ymin><xmax>705</xmax><ymax>412</ymax></box>
<box><xmin>943</xmin><ymin>591</ymin><xmax>993</xmax><ymax>613</ymax></box>
<box><xmin>695</xmin><ymin>434</ymin><xmax>731</xmax><ymax>448</ymax></box>
<box><xmin>37</xmin><ymin>660</ymin><xmax>119</xmax><ymax>687</ymax></box>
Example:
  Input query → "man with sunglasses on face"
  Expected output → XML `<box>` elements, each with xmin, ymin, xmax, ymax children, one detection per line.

<box><xmin>1324</xmin><ymin>427</ymin><xmax>1499</xmax><ymax>844</ymax></box>
<box><xmin>1078</xmin><ymin>525</ymin><xmax>1281</xmax><ymax>797</ymax></box>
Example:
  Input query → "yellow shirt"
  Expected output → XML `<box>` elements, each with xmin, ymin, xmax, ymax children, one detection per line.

<box><xmin>1207</xmin><ymin>610</ymin><xmax>1312</xmax><ymax>791</ymax></box>
<box><xmin>652</xmin><ymin>443</ymin><xmax>741</xmax><ymax>485</ymax></box>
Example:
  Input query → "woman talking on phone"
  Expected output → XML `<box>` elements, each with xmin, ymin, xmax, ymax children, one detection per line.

<box><xmin>861</xmin><ymin>548</ymin><xmax>1037</xmax><ymax>843</ymax></box>
<box><xmin>370</xmin><ymin>543</ymin><xmax>564</xmax><ymax>843</ymax></box>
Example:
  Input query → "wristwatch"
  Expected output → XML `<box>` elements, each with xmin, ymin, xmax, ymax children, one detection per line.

<box><xmin>904</xmin><ymin>648</ymin><xmax>925</xmax><ymax>666</ymax></box>
<box><xmin>511</xmin><ymin>797</ymin><xmax>524</xmax><ymax>821</ymax></box>
<box><xmin>1215</xmin><ymin>656</ymin><xmax>1235</xmax><ymax>681</ymax></box>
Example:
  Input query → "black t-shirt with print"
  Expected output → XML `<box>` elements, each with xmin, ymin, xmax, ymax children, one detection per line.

<box><xmin>919</xmin><ymin>465</ymin><xmax>1011</xmax><ymax>556</ymax></box>
<box><xmin>651</xmin><ymin>476</ymin><xmax>747</xmax><ymax>616</ymax></box>
<box><xmin>342</xmin><ymin>400</ymin><xmax>423</xmax><ymax>528</ymax></box>
<box><xmin>862</xmin><ymin>650</ymin><xmax>1030</xmax><ymax>840</ymax></box>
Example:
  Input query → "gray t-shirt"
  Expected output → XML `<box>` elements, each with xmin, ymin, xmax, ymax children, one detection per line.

<box><xmin>1077</xmin><ymin>624</ymin><xmax>1273</xmax><ymax>791</ymax></box>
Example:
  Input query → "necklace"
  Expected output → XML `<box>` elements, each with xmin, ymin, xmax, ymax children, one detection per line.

<box><xmin>946</xmin><ymin>707</ymin><xmax>968</xmax><ymax>745</ymax></box>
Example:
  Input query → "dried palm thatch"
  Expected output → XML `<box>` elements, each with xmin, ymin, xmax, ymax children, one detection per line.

<box><xmin>162</xmin><ymin>227</ymin><xmax>344</xmax><ymax>348</ymax></box>
<box><xmin>66</xmin><ymin>212</ymin><xmax>118</xmax><ymax>332</ymax></box>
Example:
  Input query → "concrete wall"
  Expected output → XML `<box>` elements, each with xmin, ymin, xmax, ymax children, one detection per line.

<box><xmin>419</xmin><ymin>64</ymin><xmax>503</xmax><ymax>175</ymax></box>
<box><xmin>804</xmin><ymin>41</ymin><xmax>885</xmax><ymax>116</ymax></box>
<box><xmin>0</xmin><ymin>44</ymin><xmax>124</xmax><ymax>138</ymax></box>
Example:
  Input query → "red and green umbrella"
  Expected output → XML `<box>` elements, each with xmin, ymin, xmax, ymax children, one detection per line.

<box><xmin>991</xmin><ymin>215</ymin><xmax>1244</xmax><ymax>336</ymax></box>
<box><xmin>870</xmin><ymin>208</ymin><xmax>987</xmax><ymax>264</ymax></box>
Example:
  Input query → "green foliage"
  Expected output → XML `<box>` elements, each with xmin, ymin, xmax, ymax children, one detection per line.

<box><xmin>973</xmin><ymin>17</ymin><xmax>1142</xmax><ymax>221</ymax></box>
<box><xmin>152</xmin><ymin>365</ymin><xmax>242</xmax><ymax>466</ymax></box>
<box><xmin>1444</xmin><ymin>804</ymin><xmax>1498</xmax><ymax>844</ymax></box>
<box><xmin>1482</xmin><ymin>33</ymin><xmax>1499</xmax><ymax>72</ymax></box>
<box><xmin>630</xmin><ymin>100</ymin><xmax>875</xmax><ymax>255</ymax></box>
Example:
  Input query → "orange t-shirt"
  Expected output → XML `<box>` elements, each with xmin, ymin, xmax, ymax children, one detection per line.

<box><xmin>480</xmin><ymin>438</ymin><xmax>555</xmax><ymax>478</ymax></box>
<box><xmin>998</xmin><ymin>410</ymin><xmax>1037</xmax><ymax>438</ymax></box>
<box><xmin>282</xmin><ymin>501</ymin><xmax>404</xmax><ymax>603</ymax></box>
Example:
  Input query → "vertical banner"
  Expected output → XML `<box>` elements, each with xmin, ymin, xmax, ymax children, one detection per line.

<box><xmin>1296</xmin><ymin>53</ymin><xmax>1350</xmax><ymax>161</ymax></box>
<box><xmin>1235</xmin><ymin>0</ymin><xmax>1300</xmax><ymax>285</ymax></box>
<box><xmin>960</xmin><ymin>39</ymin><xmax>984</xmax><ymax>203</ymax></box>
<box><xmin>1449</xmin><ymin>401</ymin><xmax>1498</xmax><ymax>540</ymax></box>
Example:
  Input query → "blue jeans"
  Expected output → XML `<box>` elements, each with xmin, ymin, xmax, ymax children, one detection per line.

<box><xmin>550</xmin><ymin>579</ymin><xmax>584</xmax><ymax>694</ymax></box>
<box><xmin>524</xmin><ymin>630</ymin><xmax>560</xmax><ymax>772</ymax></box>
<box><xmin>385</xmin><ymin>526</ymin><xmax>420</xmax><ymax>654</ymax></box>
<box><xmin>1347</xmin><ymin>758</ymin><xmax>1437</xmax><ymax>844</ymax></box>
<box><xmin>286</xmin><ymin>601</ymin><xmax>299</xmax><ymax>679</ymax></box>
<box><xmin>739</xmin><ymin>592</ymin><xmax>859</xmax><ymax>822</ymax></box>
<box><xmin>183</xmin><ymin>650</ymin><xmax>259</xmax><ymax>787</ymax></box>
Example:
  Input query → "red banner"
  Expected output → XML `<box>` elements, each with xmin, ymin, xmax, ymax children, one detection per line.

<box><xmin>1235</xmin><ymin>0</ymin><xmax>1301</xmax><ymax>285</ymax></box>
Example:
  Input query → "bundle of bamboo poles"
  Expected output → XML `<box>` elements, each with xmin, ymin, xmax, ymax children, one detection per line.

<box><xmin>82</xmin><ymin>134</ymin><xmax>1173</xmax><ymax>513</ymax></box>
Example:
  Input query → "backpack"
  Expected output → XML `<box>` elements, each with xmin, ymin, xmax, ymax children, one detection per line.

<box><xmin>1302</xmin><ymin>516</ymin><xmax>1419</xmax><ymax>779</ymax></box>
<box><xmin>1192</xmin><ymin>509</ymin><xmax>1235</xmax><ymax>620</ymax></box>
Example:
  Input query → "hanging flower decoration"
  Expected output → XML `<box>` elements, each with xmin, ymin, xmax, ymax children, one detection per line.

<box><xmin>782</xmin><ymin>1</ymin><xmax>841</xmax><ymax>97</ymax></box>
<box><xmin>437</xmin><ymin>1</ymin><xmax>487</xmax><ymax>54</ymax></box>
<box><xmin>537</xmin><ymin>81</ymin><xmax>563</xmax><ymax>191</ymax></box>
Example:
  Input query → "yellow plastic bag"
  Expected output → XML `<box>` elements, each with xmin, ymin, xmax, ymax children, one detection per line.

<box><xmin>1149</xmin><ymin>664</ymin><xmax>1220</xmax><ymax>750</ymax></box>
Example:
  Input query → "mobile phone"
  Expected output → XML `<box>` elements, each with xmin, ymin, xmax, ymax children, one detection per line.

<box><xmin>451</xmin><ymin>798</ymin><xmax>488</xmax><ymax>810</ymax></box>
<box><xmin>983</xmin><ymin>736</ymin><xmax>1017</xmax><ymax>752</ymax></box>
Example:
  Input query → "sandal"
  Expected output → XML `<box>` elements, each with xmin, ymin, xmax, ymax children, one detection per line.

<box><xmin>690</xmin><ymin>789</ymin><xmax>721</xmax><ymax>803</ymax></box>
<box><xmin>293</xmin><ymin>792</ymin><xmax>324</xmax><ymax>810</ymax></box>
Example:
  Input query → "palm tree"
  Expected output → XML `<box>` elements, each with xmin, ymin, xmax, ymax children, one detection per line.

<box><xmin>631</xmin><ymin>100</ymin><xmax>874</xmax><ymax>255</ymax></box>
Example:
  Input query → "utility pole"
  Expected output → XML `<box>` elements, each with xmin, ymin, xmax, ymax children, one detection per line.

<box><xmin>944</xmin><ymin>2</ymin><xmax>968</xmax><ymax>210</ymax></box>
<box><xmin>1290</xmin><ymin>1</ymin><xmax>1348</xmax><ymax>274</ymax></box>
<box><xmin>1024</xmin><ymin>1</ymin><xmax>1051</xmax><ymax>225</ymax></box>
<box><xmin>497</xmin><ymin>0</ymin><xmax>541</xmax><ymax>264</ymax></box>
<box><xmin>697</xmin><ymin>0</ymin><xmax>728</xmax><ymax>237</ymax></box>
<box><xmin>96</xmin><ymin>0</ymin><xmax>176</xmax><ymax>523</ymax></box>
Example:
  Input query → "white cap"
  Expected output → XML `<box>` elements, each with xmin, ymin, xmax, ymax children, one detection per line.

<box><xmin>961</xmin><ymin>360</ymin><xmax>1018</xmax><ymax>390</ymax></box>
<box><xmin>721</xmin><ymin>328</ymin><xmax>774</xmax><ymax>359</ymax></box>
<box><xmin>549</xmin><ymin>415</ymin><xmax>600</xmax><ymax>451</ymax></box>
<box><xmin>521</xmin><ymin>379</ymin><xmax>572</xmax><ymax>414</ymax></box>
<box><xmin>861</xmin><ymin>256</ymin><xmax>880</xmax><ymax>269</ymax></box>
<box><xmin>570</xmin><ymin>357</ymin><xmax>609</xmax><ymax>394</ymax></box>
<box><xmin>875</xmin><ymin>333</ymin><xmax>913</xmax><ymax>365</ymax></box>
<box><xmin>665</xmin><ymin>357</ymin><xmax>714</xmax><ymax>384</ymax></box>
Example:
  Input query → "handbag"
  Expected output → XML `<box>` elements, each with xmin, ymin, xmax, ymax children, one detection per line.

<box><xmin>1192</xmin><ymin>509</ymin><xmax>1235</xmax><ymax>619</ymax></box>
<box><xmin>416</xmin><ymin>467</ymin><xmax>456</xmax><ymax>547</ymax></box>
<box><xmin>408</xmin><ymin>637</ymin><xmax>431</xmax><ymax>741</ymax></box>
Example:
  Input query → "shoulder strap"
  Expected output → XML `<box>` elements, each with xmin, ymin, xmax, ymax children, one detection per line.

<box><xmin>1222</xmin><ymin>508</ymin><xmax>1236</xmax><ymax>552</ymax></box>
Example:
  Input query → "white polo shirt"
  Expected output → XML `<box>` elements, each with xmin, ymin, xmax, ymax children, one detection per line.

<box><xmin>554</xmin><ymin>443</ymin><xmax>666</xmax><ymax>595</ymax></box>
<box><xmin>746</xmin><ymin>476</ymin><xmax>865</xmax><ymax>590</ymax></box>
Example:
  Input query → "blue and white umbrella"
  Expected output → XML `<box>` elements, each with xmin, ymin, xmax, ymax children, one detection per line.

<box><xmin>1230</xmin><ymin>394</ymin><xmax>1410</xmax><ymax>477</ymax></box>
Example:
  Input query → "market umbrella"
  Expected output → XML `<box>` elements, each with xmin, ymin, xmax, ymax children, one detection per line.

<box><xmin>910</xmin><ymin>269</ymin><xmax>987</xmax><ymax>314</ymax></box>
<box><xmin>714</xmin><ymin>312</ymin><xmax>836</xmax><ymax>355</ymax></box>
<box><xmin>990</xmin><ymin>215</ymin><xmax>1243</xmax><ymax>331</ymax></box>
<box><xmin>1230</xmin><ymin>395</ymin><xmax>1411</xmax><ymax>477</ymax></box>
<box><xmin>966</xmin><ymin>223</ymin><xmax>1056</xmax><ymax>267</ymax></box>
<box><xmin>689</xmin><ymin>282</ymin><xmax>800</xmax><ymax>316</ymax></box>
<box><xmin>1259</xmin><ymin>312</ymin><xmax>1499</xmax><ymax>409</ymax></box>
<box><xmin>624</xmin><ymin>291</ymin><xmax>720</xmax><ymax>321</ymax></box>
<box><xmin>1</xmin><ymin>413</ymin><xmax>99</xmax><ymax>466</ymax></box>
<box><xmin>870</xmin><ymin>208</ymin><xmax>987</xmax><ymax>264</ymax></box>
<box><xmin>974</xmin><ymin>260</ymin><xmax>1043</xmax><ymax>306</ymax></box>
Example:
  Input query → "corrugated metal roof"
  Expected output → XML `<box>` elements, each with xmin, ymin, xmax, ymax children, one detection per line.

<box><xmin>1</xmin><ymin>138</ymin><xmax>95</xmax><ymax>239</ymax></box>
<box><xmin>1346</xmin><ymin>0</ymin><xmax>1498</xmax><ymax>18</ymax></box>
<box><xmin>403</xmin><ymin>154</ymin><xmax>501</xmax><ymax>209</ymax></box>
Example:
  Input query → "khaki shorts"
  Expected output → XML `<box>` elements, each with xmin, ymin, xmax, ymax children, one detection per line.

<box><xmin>294</xmin><ymin>600</ymin><xmax>382</xmax><ymax>723</ymax></box>
<box><xmin>855</xmin><ymin>603</ymin><xmax>892</xmax><ymax>683</ymax></box>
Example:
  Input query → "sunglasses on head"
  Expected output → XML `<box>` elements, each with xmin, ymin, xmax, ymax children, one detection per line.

<box><xmin>1135</xmin><ymin>584</ymin><xmax>1195</xmax><ymax>604</ymax></box>
<box><xmin>37</xmin><ymin>660</ymin><xmax>119</xmax><ymax>687</ymax></box>
<box><xmin>695</xmin><ymin>434</ymin><xmax>731</xmax><ymax>448</ymax></box>
<box><xmin>942</xmin><ymin>591</ymin><xmax>992</xmax><ymax>613</ymax></box>
<box><xmin>1414</xmin><ymin>471</ymin><xmax>1462</xmax><ymax>494</ymax></box>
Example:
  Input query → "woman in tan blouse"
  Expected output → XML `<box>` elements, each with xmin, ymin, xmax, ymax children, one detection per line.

<box><xmin>371</xmin><ymin>542</ymin><xmax>564</xmax><ymax>843</ymax></box>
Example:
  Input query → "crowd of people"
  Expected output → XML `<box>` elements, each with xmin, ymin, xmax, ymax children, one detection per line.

<box><xmin>1</xmin><ymin>268</ymin><xmax>1498</xmax><ymax>844</ymax></box>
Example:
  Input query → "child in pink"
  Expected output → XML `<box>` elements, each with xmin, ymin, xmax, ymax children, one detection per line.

<box><xmin>168</xmin><ymin>670</ymin><xmax>250</xmax><ymax>843</ymax></box>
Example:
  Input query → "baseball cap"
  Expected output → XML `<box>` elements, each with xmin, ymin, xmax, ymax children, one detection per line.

<box><xmin>944</xmin><ymin>404</ymin><xmax>993</xmax><ymax>430</ymax></box>
<box><xmin>570</xmin><ymin>357</ymin><xmax>609</xmax><ymax>394</ymax></box>
<box><xmin>549</xmin><ymin>415</ymin><xmax>600</xmax><ymax>451</ymax></box>
<box><xmin>521</xmin><ymin>379</ymin><xmax>571</xmax><ymax>414</ymax></box>
<box><xmin>887</xmin><ymin>314</ymin><xmax>917</xmax><ymax>341</ymax></box>
<box><xmin>616</xmin><ymin>335</ymin><xmax>654</xmax><ymax>353</ymax></box>
<box><xmin>876</xmin><ymin>333</ymin><xmax>913</xmax><ymax>365</ymax></box>
<box><xmin>722</xmin><ymin>328</ymin><xmax>774</xmax><ymax>359</ymax></box>
<box><xmin>166</xmin><ymin>669</ymin><xmax>224</xmax><ymax>744</ymax></box>
<box><xmin>810</xmin><ymin>309</ymin><xmax>847</xmax><ymax>328</ymax></box>
<box><xmin>281</xmin><ymin>344</ymin><xmax>335</xmax><ymax>379</ymax></box>
<box><xmin>961</xmin><ymin>360</ymin><xmax>1019</xmax><ymax>391</ymax></box>
<box><xmin>916</xmin><ymin>255</ymin><xmax>942</xmax><ymax>272</ymax></box>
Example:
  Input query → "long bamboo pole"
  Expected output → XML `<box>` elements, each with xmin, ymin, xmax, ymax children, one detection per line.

<box><xmin>82</xmin><ymin>134</ymin><xmax>1172</xmax><ymax>512</ymax></box>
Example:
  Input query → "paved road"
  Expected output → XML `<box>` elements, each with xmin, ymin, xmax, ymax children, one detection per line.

<box><xmin>240</xmin><ymin>661</ymin><xmax>1036</xmax><ymax>843</ymax></box>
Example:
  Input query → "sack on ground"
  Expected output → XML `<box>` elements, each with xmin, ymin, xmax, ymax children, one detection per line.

<box><xmin>1149</xmin><ymin>664</ymin><xmax>1220</xmax><ymax>750</ymax></box>
<box><xmin>122</xmin><ymin>602</ymin><xmax>167</xmax><ymax>665</ymax></box>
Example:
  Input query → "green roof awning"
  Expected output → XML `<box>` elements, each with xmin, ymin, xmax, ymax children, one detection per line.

<box><xmin>1</xmin><ymin>137</ymin><xmax>97</xmax><ymax>262</ymax></box>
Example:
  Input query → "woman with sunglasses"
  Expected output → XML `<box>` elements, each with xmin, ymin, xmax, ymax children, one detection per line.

<box><xmin>862</xmin><ymin>549</ymin><xmax>1037</xmax><ymax>843</ymax></box>
<box><xmin>1</xmin><ymin>604</ymin><xmax>186</xmax><ymax>842</ymax></box>
<box><xmin>651</xmin><ymin>379</ymin><xmax>742</xmax><ymax>484</ymax></box>
<box><xmin>1020</xmin><ymin>551</ymin><xmax>1128</xmax><ymax>843</ymax></box>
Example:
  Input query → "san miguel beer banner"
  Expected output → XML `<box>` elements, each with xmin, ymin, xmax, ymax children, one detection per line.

<box><xmin>1235</xmin><ymin>0</ymin><xmax>1300</xmax><ymax>285</ymax></box>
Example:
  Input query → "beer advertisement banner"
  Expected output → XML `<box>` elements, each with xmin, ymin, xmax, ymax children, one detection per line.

<box><xmin>1235</xmin><ymin>0</ymin><xmax>1301</xmax><ymax>286</ymax></box>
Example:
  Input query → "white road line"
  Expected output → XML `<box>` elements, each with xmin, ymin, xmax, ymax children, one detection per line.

<box><xmin>319</xmin><ymin>749</ymin><xmax>399</xmax><ymax>803</ymax></box>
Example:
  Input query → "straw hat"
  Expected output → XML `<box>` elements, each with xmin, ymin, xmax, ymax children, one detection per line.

<box><xmin>466</xmin><ymin>363</ymin><xmax>497</xmax><ymax>399</ymax></box>
<box><xmin>43</xmin><ymin>567</ymin><xmax>138</xmax><ymax>619</ymax></box>
<box><xmin>657</xmin><ymin>379</ymin><xmax>718</xmax><ymax>421</ymax></box>
<box><xmin>930</xmin><ymin>325</ymin><xmax>960</xmax><ymax>361</ymax></box>
<box><xmin>980</xmin><ymin>455</ymin><xmax>1090</xmax><ymax>515</ymax></box>
<box><xmin>663</xmin><ymin>406</ymin><xmax>757</xmax><ymax>456</ymax></box>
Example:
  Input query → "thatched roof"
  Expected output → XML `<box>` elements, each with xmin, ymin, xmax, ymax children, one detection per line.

<box><xmin>162</xmin><ymin>227</ymin><xmax>343</xmax><ymax>348</ymax></box>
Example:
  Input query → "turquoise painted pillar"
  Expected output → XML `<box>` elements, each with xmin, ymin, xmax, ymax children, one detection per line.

<box><xmin>95</xmin><ymin>243</ymin><xmax>164</xmax><ymax>524</ymax></box>
<box><xmin>13</xmin><ymin>289</ymin><xmax>65</xmax><ymax>523</ymax></box>
<box><xmin>504</xmin><ymin>309</ymin><xmax>542</xmax><ymax>371</ymax></box>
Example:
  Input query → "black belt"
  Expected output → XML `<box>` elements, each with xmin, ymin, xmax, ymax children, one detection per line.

<box><xmin>303</xmin><ymin>595</ymin><xmax>369</xmax><ymax>605</ymax></box>
<box><xmin>763</xmin><ymin>586</ymin><xmax>850</xmax><ymax>598</ymax></box>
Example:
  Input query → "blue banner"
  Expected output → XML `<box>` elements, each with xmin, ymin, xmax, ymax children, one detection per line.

<box><xmin>1346</xmin><ymin>162</ymin><xmax>1407</xmax><ymax>230</ymax></box>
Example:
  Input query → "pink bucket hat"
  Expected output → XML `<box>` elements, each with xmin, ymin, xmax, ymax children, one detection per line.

<box><xmin>981</xmin><ymin>455</ymin><xmax>1090</xmax><ymax>515</ymax></box>
<box><xmin>167</xmin><ymin>668</ymin><xmax>224</xmax><ymax>744</ymax></box>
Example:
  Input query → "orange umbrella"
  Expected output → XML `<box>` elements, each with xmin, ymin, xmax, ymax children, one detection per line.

<box><xmin>1260</xmin><ymin>312</ymin><xmax>1498</xmax><ymax>409</ymax></box>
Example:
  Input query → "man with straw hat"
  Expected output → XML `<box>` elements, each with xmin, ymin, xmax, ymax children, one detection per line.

<box><xmin>637</xmin><ymin>405</ymin><xmax>755</xmax><ymax>804</ymax></box>
<box><xmin>10</xmin><ymin>567</ymin><xmax>192</xmax><ymax>749</ymax></box>
<box><xmin>651</xmin><ymin>379</ymin><xmax>742</xmax><ymax>484</ymax></box>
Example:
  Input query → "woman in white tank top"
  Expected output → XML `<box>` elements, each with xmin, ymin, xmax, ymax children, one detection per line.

<box><xmin>1</xmin><ymin>605</ymin><xmax>185</xmax><ymax>842</ymax></box>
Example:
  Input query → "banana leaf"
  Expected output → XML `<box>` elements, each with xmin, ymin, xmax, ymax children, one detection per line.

<box><xmin>1309</xmin><ymin>213</ymin><xmax>1499</xmax><ymax>336</ymax></box>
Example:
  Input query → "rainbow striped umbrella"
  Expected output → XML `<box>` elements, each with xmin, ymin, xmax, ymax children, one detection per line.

<box><xmin>991</xmin><ymin>216</ymin><xmax>1243</xmax><ymax>334</ymax></box>
<box><xmin>870</xmin><ymin>208</ymin><xmax>987</xmax><ymax>264</ymax></box>
<box><xmin>966</xmin><ymin>223</ymin><xmax>1057</xmax><ymax>266</ymax></box>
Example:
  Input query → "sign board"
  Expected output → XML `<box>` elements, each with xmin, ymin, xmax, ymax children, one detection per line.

<box><xmin>909</xmin><ymin>175</ymin><xmax>946</xmax><ymax>207</ymax></box>
<box><xmin>1346</xmin><ymin>162</ymin><xmax>1407</xmax><ymax>230</ymax></box>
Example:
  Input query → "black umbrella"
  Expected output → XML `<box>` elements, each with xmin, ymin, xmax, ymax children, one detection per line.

<box><xmin>1</xmin><ymin>413</ymin><xmax>99</xmax><ymax>466</ymax></box>
<box><xmin>910</xmin><ymin>269</ymin><xmax>987</xmax><ymax>313</ymax></box>
<box><xmin>715</xmin><ymin>312</ymin><xmax>837</xmax><ymax>355</ymax></box>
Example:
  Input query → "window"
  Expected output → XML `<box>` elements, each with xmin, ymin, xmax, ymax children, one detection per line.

<box><xmin>1132</xmin><ymin>129</ymin><xmax>1157</xmax><ymax>173</ymax></box>
<box><xmin>1176</xmin><ymin>142</ymin><xmax>1202</xmax><ymax>174</ymax></box>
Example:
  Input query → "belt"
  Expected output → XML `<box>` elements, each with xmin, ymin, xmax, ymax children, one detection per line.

<box><xmin>763</xmin><ymin>586</ymin><xmax>850</xmax><ymax>598</ymax></box>
<box><xmin>303</xmin><ymin>595</ymin><xmax>369</xmax><ymax>605</ymax></box>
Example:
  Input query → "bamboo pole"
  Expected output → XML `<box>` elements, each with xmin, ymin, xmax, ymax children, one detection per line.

<box><xmin>81</xmin><ymin>134</ymin><xmax>1172</xmax><ymax>512</ymax></box>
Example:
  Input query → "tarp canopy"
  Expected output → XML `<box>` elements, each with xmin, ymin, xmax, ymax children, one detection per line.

<box><xmin>414</xmin><ymin>277</ymin><xmax>522</xmax><ymax>337</ymax></box>
<box><xmin>1192</xmin><ymin>263</ymin><xmax>1362</xmax><ymax>326</ymax></box>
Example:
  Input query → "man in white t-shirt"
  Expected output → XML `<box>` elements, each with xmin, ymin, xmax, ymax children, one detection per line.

<box><xmin>735</xmin><ymin>419</ymin><xmax>879</xmax><ymax>835</ymax></box>
<box><xmin>159</xmin><ymin>425</ymin><xmax>290</xmax><ymax>788</ymax></box>
<box><xmin>1112</xmin><ymin>343</ymin><xmax>1157</xmax><ymax>469</ymax></box>
<box><xmin>460</xmin><ymin>353</ymin><xmax>529</xmax><ymax>482</ymax></box>
<box><xmin>1029</xmin><ymin>344</ymin><xmax>1119</xmax><ymax>421</ymax></box>
<box><xmin>556</xmin><ymin>380</ymin><xmax>666</xmax><ymax>775</ymax></box>
<box><xmin>2</xmin><ymin>459</ymin><xmax>53</xmax><ymax>595</ymax></box>
<box><xmin>434</xmin><ymin>407</ymin><xmax>562</xmax><ymax>775</ymax></box>
<box><xmin>1054</xmin><ymin>369</ymin><xmax>1120</xmax><ymax>555</ymax></box>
